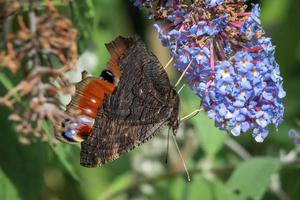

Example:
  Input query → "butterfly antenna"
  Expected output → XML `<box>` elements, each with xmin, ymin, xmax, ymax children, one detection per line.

<box><xmin>175</xmin><ymin>59</ymin><xmax>193</xmax><ymax>87</ymax></box>
<box><xmin>180</xmin><ymin>108</ymin><xmax>203</xmax><ymax>121</ymax></box>
<box><xmin>171</xmin><ymin>133</ymin><xmax>191</xmax><ymax>181</ymax></box>
<box><xmin>177</xmin><ymin>84</ymin><xmax>186</xmax><ymax>94</ymax></box>
<box><xmin>165</xmin><ymin>129</ymin><xmax>170</xmax><ymax>164</ymax></box>
<box><xmin>164</xmin><ymin>57</ymin><xmax>173</xmax><ymax>70</ymax></box>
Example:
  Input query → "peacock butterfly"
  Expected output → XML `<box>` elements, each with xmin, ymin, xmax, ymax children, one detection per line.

<box><xmin>55</xmin><ymin>36</ymin><xmax>179</xmax><ymax>167</ymax></box>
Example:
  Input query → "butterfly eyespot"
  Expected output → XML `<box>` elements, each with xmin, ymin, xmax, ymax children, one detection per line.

<box><xmin>62</xmin><ymin>130</ymin><xmax>79</xmax><ymax>143</ymax></box>
<box><xmin>100</xmin><ymin>69</ymin><xmax>115</xmax><ymax>84</ymax></box>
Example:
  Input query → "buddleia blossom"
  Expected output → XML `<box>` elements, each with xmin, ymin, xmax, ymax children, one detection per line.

<box><xmin>132</xmin><ymin>0</ymin><xmax>286</xmax><ymax>142</ymax></box>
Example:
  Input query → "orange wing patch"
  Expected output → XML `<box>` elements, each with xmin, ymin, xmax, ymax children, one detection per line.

<box><xmin>105</xmin><ymin>36</ymin><xmax>134</xmax><ymax>80</ymax></box>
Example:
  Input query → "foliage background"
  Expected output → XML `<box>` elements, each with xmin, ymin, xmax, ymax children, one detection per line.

<box><xmin>0</xmin><ymin>0</ymin><xmax>300</xmax><ymax>200</ymax></box>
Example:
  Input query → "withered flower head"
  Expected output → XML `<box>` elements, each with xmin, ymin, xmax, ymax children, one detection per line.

<box><xmin>0</xmin><ymin>0</ymin><xmax>78</xmax><ymax>144</ymax></box>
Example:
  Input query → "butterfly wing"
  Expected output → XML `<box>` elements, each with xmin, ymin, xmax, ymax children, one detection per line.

<box><xmin>80</xmin><ymin>37</ymin><xmax>179</xmax><ymax>167</ymax></box>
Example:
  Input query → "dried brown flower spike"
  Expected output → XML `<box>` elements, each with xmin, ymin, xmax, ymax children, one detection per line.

<box><xmin>0</xmin><ymin>0</ymin><xmax>78</xmax><ymax>144</ymax></box>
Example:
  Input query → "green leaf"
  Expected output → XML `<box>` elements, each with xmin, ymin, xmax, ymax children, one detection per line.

<box><xmin>0</xmin><ymin>73</ymin><xmax>14</xmax><ymax>90</ymax></box>
<box><xmin>51</xmin><ymin>144</ymin><xmax>81</xmax><ymax>181</ymax></box>
<box><xmin>212</xmin><ymin>179</ymin><xmax>239</xmax><ymax>200</ymax></box>
<box><xmin>171</xmin><ymin>176</ymin><xmax>211</xmax><ymax>200</ymax></box>
<box><xmin>0</xmin><ymin>169</ymin><xmax>21</xmax><ymax>200</ymax></box>
<box><xmin>189</xmin><ymin>176</ymin><xmax>240</xmax><ymax>200</ymax></box>
<box><xmin>191</xmin><ymin>113</ymin><xmax>227</xmax><ymax>158</ymax></box>
<box><xmin>99</xmin><ymin>173</ymin><xmax>132</xmax><ymax>199</ymax></box>
<box><xmin>171</xmin><ymin>176</ymin><xmax>238</xmax><ymax>200</ymax></box>
<box><xmin>0</xmin><ymin>107</ymin><xmax>49</xmax><ymax>200</ymax></box>
<box><xmin>169</xmin><ymin>177</ymin><xmax>185</xmax><ymax>200</ymax></box>
<box><xmin>0</xmin><ymin>73</ymin><xmax>21</xmax><ymax>101</ymax></box>
<box><xmin>226</xmin><ymin>157</ymin><xmax>281</xmax><ymax>200</ymax></box>
<box><xmin>185</xmin><ymin>175</ymin><xmax>212</xmax><ymax>200</ymax></box>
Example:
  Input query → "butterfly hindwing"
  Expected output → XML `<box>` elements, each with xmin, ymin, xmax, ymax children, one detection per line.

<box><xmin>80</xmin><ymin>113</ymin><xmax>167</xmax><ymax>167</ymax></box>
<box><xmin>80</xmin><ymin>37</ymin><xmax>179</xmax><ymax>167</ymax></box>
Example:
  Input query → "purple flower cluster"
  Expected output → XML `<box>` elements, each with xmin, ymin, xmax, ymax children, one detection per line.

<box><xmin>132</xmin><ymin>0</ymin><xmax>286</xmax><ymax>142</ymax></box>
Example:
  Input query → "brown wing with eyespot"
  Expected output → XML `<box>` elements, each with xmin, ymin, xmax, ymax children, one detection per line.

<box><xmin>80</xmin><ymin>37</ymin><xmax>179</xmax><ymax>167</ymax></box>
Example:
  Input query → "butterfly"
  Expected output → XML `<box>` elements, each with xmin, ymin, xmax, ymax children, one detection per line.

<box><xmin>55</xmin><ymin>36</ymin><xmax>180</xmax><ymax>167</ymax></box>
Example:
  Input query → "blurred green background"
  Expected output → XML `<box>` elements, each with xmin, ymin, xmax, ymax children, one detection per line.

<box><xmin>1</xmin><ymin>0</ymin><xmax>300</xmax><ymax>200</ymax></box>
